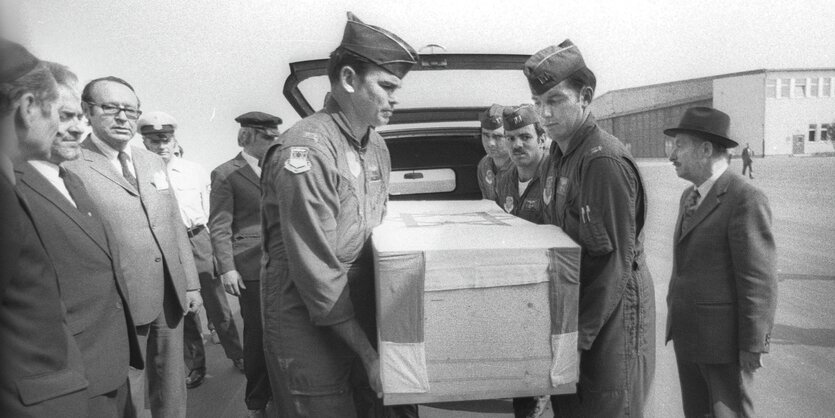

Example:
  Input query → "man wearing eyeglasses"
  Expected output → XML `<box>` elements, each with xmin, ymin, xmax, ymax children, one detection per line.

<box><xmin>64</xmin><ymin>76</ymin><xmax>203</xmax><ymax>418</ymax></box>
<box><xmin>209</xmin><ymin>111</ymin><xmax>281</xmax><ymax>417</ymax></box>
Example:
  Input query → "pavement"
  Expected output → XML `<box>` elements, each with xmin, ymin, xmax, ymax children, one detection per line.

<box><xmin>187</xmin><ymin>155</ymin><xmax>835</xmax><ymax>417</ymax></box>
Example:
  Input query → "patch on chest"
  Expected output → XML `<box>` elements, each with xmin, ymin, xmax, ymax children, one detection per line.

<box><xmin>523</xmin><ymin>198</ymin><xmax>537</xmax><ymax>210</ymax></box>
<box><xmin>557</xmin><ymin>177</ymin><xmax>569</xmax><ymax>196</ymax></box>
<box><xmin>284</xmin><ymin>147</ymin><xmax>312</xmax><ymax>174</ymax></box>
<box><xmin>543</xmin><ymin>175</ymin><xmax>555</xmax><ymax>204</ymax></box>
<box><xmin>503</xmin><ymin>196</ymin><xmax>514</xmax><ymax>213</ymax></box>
<box><xmin>367</xmin><ymin>161</ymin><xmax>382</xmax><ymax>182</ymax></box>
<box><xmin>346</xmin><ymin>150</ymin><xmax>362</xmax><ymax>178</ymax></box>
<box><xmin>485</xmin><ymin>169</ymin><xmax>495</xmax><ymax>185</ymax></box>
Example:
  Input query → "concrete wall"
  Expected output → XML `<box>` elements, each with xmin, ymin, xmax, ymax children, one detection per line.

<box><xmin>714</xmin><ymin>73</ymin><xmax>766</xmax><ymax>155</ymax></box>
<box><xmin>763</xmin><ymin>70</ymin><xmax>835</xmax><ymax>155</ymax></box>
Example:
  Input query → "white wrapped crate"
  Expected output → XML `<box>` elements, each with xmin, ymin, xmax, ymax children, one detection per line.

<box><xmin>373</xmin><ymin>200</ymin><xmax>581</xmax><ymax>405</ymax></box>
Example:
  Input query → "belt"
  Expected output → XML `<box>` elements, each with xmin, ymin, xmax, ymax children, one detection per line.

<box><xmin>186</xmin><ymin>224</ymin><xmax>206</xmax><ymax>238</ymax></box>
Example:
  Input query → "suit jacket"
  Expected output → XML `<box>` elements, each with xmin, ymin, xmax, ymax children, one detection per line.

<box><xmin>15</xmin><ymin>162</ymin><xmax>144</xmax><ymax>396</ymax></box>
<box><xmin>665</xmin><ymin>170</ymin><xmax>778</xmax><ymax>364</ymax></box>
<box><xmin>0</xmin><ymin>172</ymin><xmax>88</xmax><ymax>417</ymax></box>
<box><xmin>209</xmin><ymin>152</ymin><xmax>263</xmax><ymax>282</ymax></box>
<box><xmin>63</xmin><ymin>139</ymin><xmax>200</xmax><ymax>325</ymax></box>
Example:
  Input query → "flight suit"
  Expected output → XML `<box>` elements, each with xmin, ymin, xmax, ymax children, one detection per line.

<box><xmin>260</xmin><ymin>97</ymin><xmax>416</xmax><ymax>418</ymax></box>
<box><xmin>541</xmin><ymin>114</ymin><xmax>656</xmax><ymax>417</ymax></box>
<box><xmin>477</xmin><ymin>154</ymin><xmax>513</xmax><ymax>201</ymax></box>
<box><xmin>494</xmin><ymin>157</ymin><xmax>547</xmax><ymax>224</ymax></box>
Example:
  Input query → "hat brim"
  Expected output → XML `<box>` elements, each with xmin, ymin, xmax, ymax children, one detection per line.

<box><xmin>663</xmin><ymin>127</ymin><xmax>739</xmax><ymax>148</ymax></box>
<box><xmin>256</xmin><ymin>127</ymin><xmax>280</xmax><ymax>136</ymax></box>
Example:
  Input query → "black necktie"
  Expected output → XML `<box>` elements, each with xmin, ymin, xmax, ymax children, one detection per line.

<box><xmin>60</xmin><ymin>167</ymin><xmax>93</xmax><ymax>215</ymax></box>
<box><xmin>681</xmin><ymin>188</ymin><xmax>700</xmax><ymax>232</ymax></box>
<box><xmin>117</xmin><ymin>151</ymin><xmax>138</xmax><ymax>189</ymax></box>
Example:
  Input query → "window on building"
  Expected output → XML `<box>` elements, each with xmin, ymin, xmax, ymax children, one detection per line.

<box><xmin>824</xmin><ymin>78</ymin><xmax>833</xmax><ymax>97</ymax></box>
<box><xmin>794</xmin><ymin>78</ymin><xmax>807</xmax><ymax>98</ymax></box>
<box><xmin>822</xmin><ymin>124</ymin><xmax>831</xmax><ymax>141</ymax></box>
<box><xmin>766</xmin><ymin>79</ymin><xmax>777</xmax><ymax>98</ymax></box>
<box><xmin>810</xmin><ymin>78</ymin><xmax>819</xmax><ymax>97</ymax></box>
<box><xmin>780</xmin><ymin>78</ymin><xmax>791</xmax><ymax>98</ymax></box>
<box><xmin>808</xmin><ymin>124</ymin><xmax>817</xmax><ymax>142</ymax></box>
<box><xmin>765</xmin><ymin>78</ymin><xmax>777</xmax><ymax>99</ymax></box>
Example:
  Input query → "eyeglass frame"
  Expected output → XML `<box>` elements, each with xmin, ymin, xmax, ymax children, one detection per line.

<box><xmin>83</xmin><ymin>101</ymin><xmax>143</xmax><ymax>120</ymax></box>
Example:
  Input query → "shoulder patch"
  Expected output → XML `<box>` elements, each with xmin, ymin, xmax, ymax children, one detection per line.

<box><xmin>284</xmin><ymin>147</ymin><xmax>312</xmax><ymax>174</ymax></box>
<box><xmin>589</xmin><ymin>145</ymin><xmax>603</xmax><ymax>155</ymax></box>
<box><xmin>485</xmin><ymin>169</ymin><xmax>495</xmax><ymax>185</ymax></box>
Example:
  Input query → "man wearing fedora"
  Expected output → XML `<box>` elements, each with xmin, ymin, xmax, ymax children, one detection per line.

<box><xmin>664</xmin><ymin>106</ymin><xmax>777</xmax><ymax>417</ymax></box>
<box><xmin>525</xmin><ymin>40</ymin><xmax>655</xmax><ymax>417</ymax></box>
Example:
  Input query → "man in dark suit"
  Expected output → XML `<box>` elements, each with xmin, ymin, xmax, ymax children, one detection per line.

<box><xmin>64</xmin><ymin>76</ymin><xmax>202</xmax><ymax>418</ymax></box>
<box><xmin>664</xmin><ymin>107</ymin><xmax>778</xmax><ymax>418</ymax></box>
<box><xmin>15</xmin><ymin>61</ymin><xmax>144</xmax><ymax>416</ymax></box>
<box><xmin>209</xmin><ymin>111</ymin><xmax>280</xmax><ymax>417</ymax></box>
<box><xmin>0</xmin><ymin>39</ymin><xmax>89</xmax><ymax>417</ymax></box>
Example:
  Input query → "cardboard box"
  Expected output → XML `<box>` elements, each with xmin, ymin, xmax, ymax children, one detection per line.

<box><xmin>372</xmin><ymin>200</ymin><xmax>581</xmax><ymax>405</ymax></box>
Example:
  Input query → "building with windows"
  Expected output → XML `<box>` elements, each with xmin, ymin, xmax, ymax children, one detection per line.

<box><xmin>591</xmin><ymin>68</ymin><xmax>835</xmax><ymax>157</ymax></box>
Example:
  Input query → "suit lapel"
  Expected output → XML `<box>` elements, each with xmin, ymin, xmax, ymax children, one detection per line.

<box><xmin>16</xmin><ymin>163</ymin><xmax>111</xmax><ymax>256</ymax></box>
<box><xmin>678</xmin><ymin>170</ymin><xmax>732</xmax><ymax>242</ymax></box>
<box><xmin>82</xmin><ymin>138</ymin><xmax>138</xmax><ymax>196</ymax></box>
<box><xmin>234</xmin><ymin>153</ymin><xmax>261</xmax><ymax>189</ymax></box>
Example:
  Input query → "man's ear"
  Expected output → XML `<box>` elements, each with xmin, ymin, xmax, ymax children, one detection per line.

<box><xmin>16</xmin><ymin>93</ymin><xmax>38</xmax><ymax>130</ymax></box>
<box><xmin>340</xmin><ymin>66</ymin><xmax>357</xmax><ymax>94</ymax></box>
<box><xmin>81</xmin><ymin>100</ymin><xmax>93</xmax><ymax>119</ymax></box>
<box><xmin>580</xmin><ymin>86</ymin><xmax>594</xmax><ymax>108</ymax></box>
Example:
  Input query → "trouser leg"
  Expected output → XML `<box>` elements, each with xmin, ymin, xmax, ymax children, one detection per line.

<box><xmin>241</xmin><ymin>280</ymin><xmax>271</xmax><ymax>410</ymax></box>
<box><xmin>190</xmin><ymin>229</ymin><xmax>243</xmax><ymax>361</ymax></box>
<box><xmin>182</xmin><ymin>311</ymin><xmax>205</xmax><ymax>372</ymax></box>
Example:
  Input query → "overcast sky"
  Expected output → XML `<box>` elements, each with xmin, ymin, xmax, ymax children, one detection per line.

<box><xmin>3</xmin><ymin>0</ymin><xmax>833</xmax><ymax>169</ymax></box>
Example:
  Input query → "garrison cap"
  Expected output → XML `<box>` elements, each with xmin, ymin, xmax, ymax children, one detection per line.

<box><xmin>502</xmin><ymin>104</ymin><xmax>540</xmax><ymax>131</ymax></box>
<box><xmin>0</xmin><ymin>39</ymin><xmax>40</xmax><ymax>83</ymax></box>
<box><xmin>479</xmin><ymin>104</ymin><xmax>504</xmax><ymax>130</ymax></box>
<box><xmin>235</xmin><ymin>111</ymin><xmax>282</xmax><ymax>136</ymax></box>
<box><xmin>138</xmin><ymin>111</ymin><xmax>178</xmax><ymax>135</ymax></box>
<box><xmin>337</xmin><ymin>11</ymin><xmax>418</xmax><ymax>79</ymax></box>
<box><xmin>524</xmin><ymin>39</ymin><xmax>596</xmax><ymax>95</ymax></box>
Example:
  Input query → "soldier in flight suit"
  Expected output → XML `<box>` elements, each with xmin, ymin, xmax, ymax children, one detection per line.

<box><xmin>476</xmin><ymin>103</ymin><xmax>513</xmax><ymax>200</ymax></box>
<box><xmin>259</xmin><ymin>12</ymin><xmax>419</xmax><ymax>418</ymax></box>
<box><xmin>526</xmin><ymin>40</ymin><xmax>656</xmax><ymax>417</ymax></box>
<box><xmin>495</xmin><ymin>104</ymin><xmax>548</xmax><ymax>226</ymax></box>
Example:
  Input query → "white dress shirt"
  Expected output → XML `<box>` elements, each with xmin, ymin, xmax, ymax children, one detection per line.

<box><xmin>28</xmin><ymin>160</ymin><xmax>76</xmax><ymax>207</ymax></box>
<box><xmin>167</xmin><ymin>157</ymin><xmax>211</xmax><ymax>228</ymax></box>
<box><xmin>241</xmin><ymin>150</ymin><xmax>261</xmax><ymax>178</ymax></box>
<box><xmin>693</xmin><ymin>165</ymin><xmax>728</xmax><ymax>209</ymax></box>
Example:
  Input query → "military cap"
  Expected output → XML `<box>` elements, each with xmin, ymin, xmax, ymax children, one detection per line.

<box><xmin>0</xmin><ymin>39</ymin><xmax>40</xmax><ymax>83</ymax></box>
<box><xmin>479</xmin><ymin>104</ymin><xmax>504</xmax><ymax>130</ymax></box>
<box><xmin>523</xmin><ymin>39</ymin><xmax>597</xmax><ymax>96</ymax></box>
<box><xmin>663</xmin><ymin>106</ymin><xmax>738</xmax><ymax>148</ymax></box>
<box><xmin>502</xmin><ymin>104</ymin><xmax>540</xmax><ymax>132</ymax></box>
<box><xmin>337</xmin><ymin>12</ymin><xmax>418</xmax><ymax>79</ymax></box>
<box><xmin>137</xmin><ymin>111</ymin><xmax>178</xmax><ymax>135</ymax></box>
<box><xmin>235</xmin><ymin>111</ymin><xmax>282</xmax><ymax>136</ymax></box>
